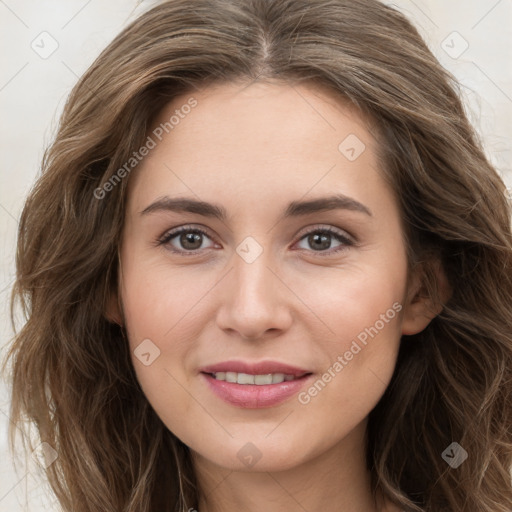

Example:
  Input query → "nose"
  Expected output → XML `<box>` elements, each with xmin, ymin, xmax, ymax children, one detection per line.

<box><xmin>215</xmin><ymin>247</ymin><xmax>293</xmax><ymax>341</ymax></box>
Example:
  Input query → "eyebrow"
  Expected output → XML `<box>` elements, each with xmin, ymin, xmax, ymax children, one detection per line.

<box><xmin>140</xmin><ymin>194</ymin><xmax>372</xmax><ymax>220</ymax></box>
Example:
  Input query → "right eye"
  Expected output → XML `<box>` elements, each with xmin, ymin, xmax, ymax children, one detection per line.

<box><xmin>157</xmin><ymin>225</ymin><xmax>218</xmax><ymax>255</ymax></box>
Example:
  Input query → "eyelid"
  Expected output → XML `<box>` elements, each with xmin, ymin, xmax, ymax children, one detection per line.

<box><xmin>294</xmin><ymin>223</ymin><xmax>355</xmax><ymax>243</ymax></box>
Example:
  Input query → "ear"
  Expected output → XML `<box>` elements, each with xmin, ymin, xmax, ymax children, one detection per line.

<box><xmin>105</xmin><ymin>290</ymin><xmax>123</xmax><ymax>326</ymax></box>
<box><xmin>401</xmin><ymin>258</ymin><xmax>452</xmax><ymax>336</ymax></box>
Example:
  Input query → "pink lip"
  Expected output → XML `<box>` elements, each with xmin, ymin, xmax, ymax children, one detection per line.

<box><xmin>200</xmin><ymin>360</ymin><xmax>311</xmax><ymax>377</ymax></box>
<box><xmin>199</xmin><ymin>360</ymin><xmax>313</xmax><ymax>409</ymax></box>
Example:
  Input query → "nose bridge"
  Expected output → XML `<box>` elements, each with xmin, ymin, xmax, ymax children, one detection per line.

<box><xmin>234</xmin><ymin>247</ymin><xmax>275</xmax><ymax>302</ymax></box>
<box><xmin>215</xmin><ymin>237</ymin><xmax>292</xmax><ymax>339</ymax></box>
<box><xmin>232</xmin><ymin>233</ymin><xmax>277</xmax><ymax>298</ymax></box>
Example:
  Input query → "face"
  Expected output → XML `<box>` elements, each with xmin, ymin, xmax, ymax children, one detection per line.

<box><xmin>115</xmin><ymin>80</ymin><xmax>427</xmax><ymax>473</ymax></box>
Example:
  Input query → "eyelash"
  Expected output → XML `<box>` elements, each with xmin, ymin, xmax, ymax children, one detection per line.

<box><xmin>156</xmin><ymin>224</ymin><xmax>355</xmax><ymax>257</ymax></box>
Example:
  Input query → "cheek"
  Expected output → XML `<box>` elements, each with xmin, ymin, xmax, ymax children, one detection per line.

<box><xmin>291</xmin><ymin>248</ymin><xmax>406</xmax><ymax>412</ymax></box>
<box><xmin>292</xmin><ymin>253</ymin><xmax>406</xmax><ymax>349</ymax></box>
<box><xmin>295</xmin><ymin>311</ymin><xmax>402</xmax><ymax>448</ymax></box>
<box><xmin>119</xmin><ymin>255</ymin><xmax>221</xmax><ymax>428</ymax></box>
<box><xmin>121</xmin><ymin>276</ymin><xmax>199</xmax><ymax>439</ymax></box>
<box><xmin>121</xmin><ymin>255</ymin><xmax>215</xmax><ymax>344</ymax></box>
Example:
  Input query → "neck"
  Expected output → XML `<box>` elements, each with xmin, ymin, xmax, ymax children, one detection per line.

<box><xmin>190</xmin><ymin>419</ymin><xmax>391</xmax><ymax>512</ymax></box>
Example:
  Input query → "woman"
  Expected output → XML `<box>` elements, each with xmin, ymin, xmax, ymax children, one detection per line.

<box><xmin>4</xmin><ymin>0</ymin><xmax>512</xmax><ymax>511</ymax></box>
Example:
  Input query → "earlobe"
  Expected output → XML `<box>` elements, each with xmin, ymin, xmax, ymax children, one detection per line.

<box><xmin>400</xmin><ymin>297</ymin><xmax>441</xmax><ymax>336</ymax></box>
<box><xmin>401</xmin><ymin>259</ymin><xmax>452</xmax><ymax>336</ymax></box>
<box><xmin>105</xmin><ymin>291</ymin><xmax>123</xmax><ymax>326</ymax></box>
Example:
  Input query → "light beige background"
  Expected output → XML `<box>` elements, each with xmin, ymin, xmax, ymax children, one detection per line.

<box><xmin>1</xmin><ymin>1</ymin><xmax>511</xmax><ymax>510</ymax></box>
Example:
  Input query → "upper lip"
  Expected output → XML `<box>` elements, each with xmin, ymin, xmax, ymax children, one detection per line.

<box><xmin>200</xmin><ymin>360</ymin><xmax>312</xmax><ymax>377</ymax></box>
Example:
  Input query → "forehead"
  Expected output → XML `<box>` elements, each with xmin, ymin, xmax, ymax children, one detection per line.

<box><xmin>125</xmin><ymin>80</ymin><xmax>390</xmax><ymax>215</ymax></box>
<box><xmin>150</xmin><ymin>79</ymin><xmax>375</xmax><ymax>154</ymax></box>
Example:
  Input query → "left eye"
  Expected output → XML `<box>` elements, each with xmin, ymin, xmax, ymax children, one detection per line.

<box><xmin>157</xmin><ymin>226</ymin><xmax>353</xmax><ymax>255</ymax></box>
<box><xmin>295</xmin><ymin>227</ymin><xmax>353</xmax><ymax>254</ymax></box>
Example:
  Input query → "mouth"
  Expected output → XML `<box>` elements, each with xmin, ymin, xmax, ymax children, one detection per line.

<box><xmin>199</xmin><ymin>361</ymin><xmax>314</xmax><ymax>408</ymax></box>
<box><xmin>205</xmin><ymin>371</ymin><xmax>307</xmax><ymax>385</ymax></box>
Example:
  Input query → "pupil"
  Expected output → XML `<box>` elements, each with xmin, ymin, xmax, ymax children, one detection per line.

<box><xmin>310</xmin><ymin>233</ymin><xmax>330</xmax><ymax>250</ymax></box>
<box><xmin>181</xmin><ymin>232</ymin><xmax>202</xmax><ymax>249</ymax></box>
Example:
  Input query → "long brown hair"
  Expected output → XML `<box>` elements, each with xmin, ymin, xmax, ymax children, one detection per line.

<box><xmin>4</xmin><ymin>0</ymin><xmax>512</xmax><ymax>510</ymax></box>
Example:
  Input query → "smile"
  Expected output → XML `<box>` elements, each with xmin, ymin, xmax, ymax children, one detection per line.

<box><xmin>210</xmin><ymin>371</ymin><xmax>299</xmax><ymax>385</ymax></box>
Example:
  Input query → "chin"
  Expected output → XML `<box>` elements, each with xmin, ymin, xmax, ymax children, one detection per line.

<box><xmin>191</xmin><ymin>435</ymin><xmax>312</xmax><ymax>473</ymax></box>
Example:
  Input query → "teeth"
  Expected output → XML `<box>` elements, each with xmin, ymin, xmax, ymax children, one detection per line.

<box><xmin>272</xmin><ymin>373</ymin><xmax>285</xmax><ymax>384</ymax></box>
<box><xmin>212</xmin><ymin>371</ymin><xmax>297</xmax><ymax>385</ymax></box>
<box><xmin>255</xmin><ymin>374</ymin><xmax>272</xmax><ymax>385</ymax></box>
<box><xmin>237</xmin><ymin>373</ymin><xmax>255</xmax><ymax>384</ymax></box>
<box><xmin>225</xmin><ymin>372</ymin><xmax>237</xmax><ymax>383</ymax></box>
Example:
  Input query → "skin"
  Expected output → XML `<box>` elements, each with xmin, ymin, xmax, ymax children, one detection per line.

<box><xmin>110</xmin><ymin>80</ymin><xmax>442</xmax><ymax>512</ymax></box>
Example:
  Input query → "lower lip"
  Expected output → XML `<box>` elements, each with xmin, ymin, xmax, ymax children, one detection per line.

<box><xmin>202</xmin><ymin>373</ymin><xmax>313</xmax><ymax>408</ymax></box>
